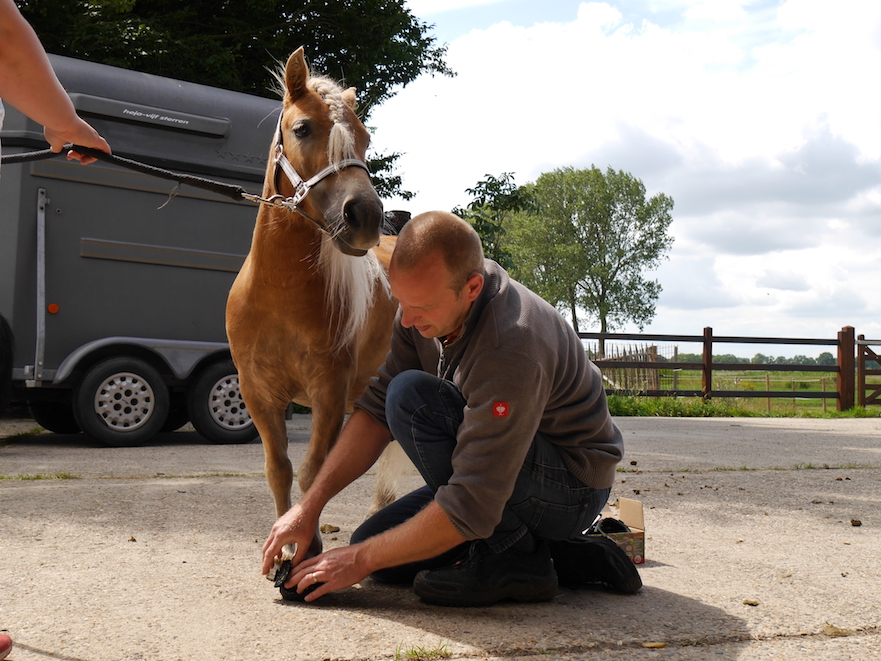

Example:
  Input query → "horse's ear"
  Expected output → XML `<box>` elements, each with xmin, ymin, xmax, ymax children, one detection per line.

<box><xmin>342</xmin><ymin>87</ymin><xmax>358</xmax><ymax>110</ymax></box>
<box><xmin>285</xmin><ymin>47</ymin><xmax>309</xmax><ymax>102</ymax></box>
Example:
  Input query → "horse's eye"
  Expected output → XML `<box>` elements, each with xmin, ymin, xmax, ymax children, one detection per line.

<box><xmin>292</xmin><ymin>122</ymin><xmax>310</xmax><ymax>139</ymax></box>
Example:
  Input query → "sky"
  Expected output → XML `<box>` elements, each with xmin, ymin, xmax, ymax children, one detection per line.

<box><xmin>369</xmin><ymin>0</ymin><xmax>881</xmax><ymax>358</ymax></box>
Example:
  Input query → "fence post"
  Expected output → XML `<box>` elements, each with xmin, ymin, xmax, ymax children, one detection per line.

<box><xmin>857</xmin><ymin>334</ymin><xmax>866</xmax><ymax>408</ymax></box>
<box><xmin>702</xmin><ymin>326</ymin><xmax>713</xmax><ymax>400</ymax></box>
<box><xmin>673</xmin><ymin>346</ymin><xmax>679</xmax><ymax>391</ymax></box>
<box><xmin>837</xmin><ymin>326</ymin><xmax>855</xmax><ymax>411</ymax></box>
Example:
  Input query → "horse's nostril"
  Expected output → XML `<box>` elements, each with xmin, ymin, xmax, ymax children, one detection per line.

<box><xmin>344</xmin><ymin>200</ymin><xmax>361</xmax><ymax>230</ymax></box>
<box><xmin>343</xmin><ymin>196</ymin><xmax>382</xmax><ymax>233</ymax></box>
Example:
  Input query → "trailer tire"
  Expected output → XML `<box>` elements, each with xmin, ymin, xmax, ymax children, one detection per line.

<box><xmin>1</xmin><ymin>314</ymin><xmax>13</xmax><ymax>416</ymax></box>
<box><xmin>28</xmin><ymin>397</ymin><xmax>81</xmax><ymax>434</ymax></box>
<box><xmin>162</xmin><ymin>392</ymin><xmax>190</xmax><ymax>432</ymax></box>
<box><xmin>74</xmin><ymin>357</ymin><xmax>170</xmax><ymax>447</ymax></box>
<box><xmin>187</xmin><ymin>360</ymin><xmax>256</xmax><ymax>444</ymax></box>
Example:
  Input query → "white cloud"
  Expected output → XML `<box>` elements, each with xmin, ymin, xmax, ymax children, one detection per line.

<box><xmin>755</xmin><ymin>270</ymin><xmax>809</xmax><ymax>292</ymax></box>
<box><xmin>373</xmin><ymin>0</ymin><xmax>881</xmax><ymax>353</ymax></box>
<box><xmin>683</xmin><ymin>0</ymin><xmax>748</xmax><ymax>22</ymax></box>
<box><xmin>405</xmin><ymin>0</ymin><xmax>504</xmax><ymax>15</ymax></box>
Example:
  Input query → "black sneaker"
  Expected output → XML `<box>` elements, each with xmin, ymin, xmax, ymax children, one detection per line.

<box><xmin>587</xmin><ymin>517</ymin><xmax>631</xmax><ymax>534</ymax></box>
<box><xmin>549</xmin><ymin>536</ymin><xmax>642</xmax><ymax>593</ymax></box>
<box><xmin>413</xmin><ymin>540</ymin><xmax>558</xmax><ymax>607</ymax></box>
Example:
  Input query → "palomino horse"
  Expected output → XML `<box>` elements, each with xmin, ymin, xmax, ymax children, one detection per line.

<box><xmin>226</xmin><ymin>49</ymin><xmax>399</xmax><ymax>550</ymax></box>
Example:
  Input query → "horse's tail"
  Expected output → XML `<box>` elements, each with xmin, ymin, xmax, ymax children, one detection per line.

<box><xmin>0</xmin><ymin>314</ymin><xmax>14</xmax><ymax>415</ymax></box>
<box><xmin>368</xmin><ymin>441</ymin><xmax>411</xmax><ymax>515</ymax></box>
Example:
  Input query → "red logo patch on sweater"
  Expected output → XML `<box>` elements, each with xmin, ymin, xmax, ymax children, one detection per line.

<box><xmin>493</xmin><ymin>402</ymin><xmax>510</xmax><ymax>417</ymax></box>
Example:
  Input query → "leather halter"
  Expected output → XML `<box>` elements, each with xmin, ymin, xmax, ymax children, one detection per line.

<box><xmin>263</xmin><ymin>112</ymin><xmax>371</xmax><ymax>230</ymax></box>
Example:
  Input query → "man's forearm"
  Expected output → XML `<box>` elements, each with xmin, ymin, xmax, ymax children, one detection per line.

<box><xmin>298</xmin><ymin>409</ymin><xmax>393</xmax><ymax>514</ymax></box>
<box><xmin>357</xmin><ymin>500</ymin><xmax>467</xmax><ymax>574</ymax></box>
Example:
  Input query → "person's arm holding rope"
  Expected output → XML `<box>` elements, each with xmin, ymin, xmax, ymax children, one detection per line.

<box><xmin>0</xmin><ymin>0</ymin><xmax>110</xmax><ymax>163</ymax></box>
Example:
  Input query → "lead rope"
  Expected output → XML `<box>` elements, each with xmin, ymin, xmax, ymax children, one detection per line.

<box><xmin>1</xmin><ymin>145</ymin><xmax>251</xmax><ymax>201</ymax></box>
<box><xmin>0</xmin><ymin>144</ymin><xmax>369</xmax><ymax>219</ymax></box>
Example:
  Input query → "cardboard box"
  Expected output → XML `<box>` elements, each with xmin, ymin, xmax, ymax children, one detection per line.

<box><xmin>588</xmin><ymin>497</ymin><xmax>645</xmax><ymax>564</ymax></box>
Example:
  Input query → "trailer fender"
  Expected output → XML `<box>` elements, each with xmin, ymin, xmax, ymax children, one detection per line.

<box><xmin>53</xmin><ymin>336</ymin><xmax>230</xmax><ymax>384</ymax></box>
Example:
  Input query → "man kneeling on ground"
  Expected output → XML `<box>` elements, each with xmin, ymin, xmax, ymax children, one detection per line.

<box><xmin>261</xmin><ymin>210</ymin><xmax>641</xmax><ymax>606</ymax></box>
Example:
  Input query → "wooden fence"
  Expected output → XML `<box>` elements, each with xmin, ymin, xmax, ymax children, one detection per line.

<box><xmin>585</xmin><ymin>343</ymin><xmax>661</xmax><ymax>391</ymax></box>
<box><xmin>578</xmin><ymin>326</ymin><xmax>878</xmax><ymax>411</ymax></box>
<box><xmin>858</xmin><ymin>334</ymin><xmax>881</xmax><ymax>407</ymax></box>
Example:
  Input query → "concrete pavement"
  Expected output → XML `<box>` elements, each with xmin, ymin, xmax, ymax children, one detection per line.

<box><xmin>1</xmin><ymin>415</ymin><xmax>880</xmax><ymax>660</ymax></box>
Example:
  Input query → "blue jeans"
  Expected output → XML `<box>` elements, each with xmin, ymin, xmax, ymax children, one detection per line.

<box><xmin>352</xmin><ymin>370</ymin><xmax>610</xmax><ymax>581</ymax></box>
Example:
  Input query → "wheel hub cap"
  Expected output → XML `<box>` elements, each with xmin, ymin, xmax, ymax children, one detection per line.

<box><xmin>94</xmin><ymin>372</ymin><xmax>155</xmax><ymax>431</ymax></box>
<box><xmin>208</xmin><ymin>375</ymin><xmax>251</xmax><ymax>431</ymax></box>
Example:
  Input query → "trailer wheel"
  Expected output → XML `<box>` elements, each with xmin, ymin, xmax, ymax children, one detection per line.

<box><xmin>187</xmin><ymin>360</ymin><xmax>256</xmax><ymax>444</ymax></box>
<box><xmin>161</xmin><ymin>392</ymin><xmax>190</xmax><ymax>432</ymax></box>
<box><xmin>74</xmin><ymin>357</ymin><xmax>169</xmax><ymax>447</ymax></box>
<box><xmin>1</xmin><ymin>315</ymin><xmax>13</xmax><ymax>416</ymax></box>
<box><xmin>28</xmin><ymin>397</ymin><xmax>81</xmax><ymax>434</ymax></box>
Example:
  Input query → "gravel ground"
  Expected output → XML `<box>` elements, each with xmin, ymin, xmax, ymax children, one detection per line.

<box><xmin>1</xmin><ymin>415</ymin><xmax>880</xmax><ymax>660</ymax></box>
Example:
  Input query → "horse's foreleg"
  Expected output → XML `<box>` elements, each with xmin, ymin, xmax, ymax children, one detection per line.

<box><xmin>298</xmin><ymin>391</ymin><xmax>346</xmax><ymax>494</ymax></box>
<box><xmin>248</xmin><ymin>399</ymin><xmax>294</xmax><ymax>518</ymax></box>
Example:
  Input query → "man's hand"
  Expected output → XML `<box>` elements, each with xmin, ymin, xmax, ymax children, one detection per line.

<box><xmin>261</xmin><ymin>503</ymin><xmax>320</xmax><ymax>577</ymax></box>
<box><xmin>283</xmin><ymin>544</ymin><xmax>373</xmax><ymax>602</ymax></box>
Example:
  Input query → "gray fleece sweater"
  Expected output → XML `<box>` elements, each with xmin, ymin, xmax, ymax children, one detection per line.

<box><xmin>355</xmin><ymin>259</ymin><xmax>623</xmax><ymax>540</ymax></box>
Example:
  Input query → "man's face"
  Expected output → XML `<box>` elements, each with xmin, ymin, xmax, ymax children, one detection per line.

<box><xmin>389</xmin><ymin>254</ymin><xmax>483</xmax><ymax>339</ymax></box>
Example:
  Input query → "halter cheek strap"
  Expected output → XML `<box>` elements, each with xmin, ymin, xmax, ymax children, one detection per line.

<box><xmin>272</xmin><ymin>141</ymin><xmax>369</xmax><ymax>209</ymax></box>
<box><xmin>243</xmin><ymin>113</ymin><xmax>370</xmax><ymax>230</ymax></box>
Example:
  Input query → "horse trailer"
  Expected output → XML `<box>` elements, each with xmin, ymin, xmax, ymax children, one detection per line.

<box><xmin>0</xmin><ymin>55</ymin><xmax>281</xmax><ymax>446</ymax></box>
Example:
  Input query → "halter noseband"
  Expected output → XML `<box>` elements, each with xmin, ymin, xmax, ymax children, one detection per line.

<box><xmin>243</xmin><ymin>112</ymin><xmax>370</xmax><ymax>230</ymax></box>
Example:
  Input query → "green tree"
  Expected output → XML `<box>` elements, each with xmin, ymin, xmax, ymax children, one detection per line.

<box><xmin>511</xmin><ymin>166</ymin><xmax>674</xmax><ymax>340</ymax></box>
<box><xmin>816</xmin><ymin>351</ymin><xmax>835</xmax><ymax>366</ymax></box>
<box><xmin>455</xmin><ymin>173</ymin><xmax>531</xmax><ymax>271</ymax></box>
<box><xmin>714</xmin><ymin>353</ymin><xmax>748</xmax><ymax>364</ymax></box>
<box><xmin>16</xmin><ymin>0</ymin><xmax>452</xmax><ymax>199</ymax></box>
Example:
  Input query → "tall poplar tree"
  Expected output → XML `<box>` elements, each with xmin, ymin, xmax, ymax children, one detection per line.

<box><xmin>510</xmin><ymin>166</ymin><xmax>674</xmax><ymax>342</ymax></box>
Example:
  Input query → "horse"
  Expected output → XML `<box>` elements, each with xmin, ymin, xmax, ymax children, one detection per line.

<box><xmin>226</xmin><ymin>48</ymin><xmax>401</xmax><ymax>557</ymax></box>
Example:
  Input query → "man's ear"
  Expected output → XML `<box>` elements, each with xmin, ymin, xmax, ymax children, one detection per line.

<box><xmin>465</xmin><ymin>273</ymin><xmax>484</xmax><ymax>303</ymax></box>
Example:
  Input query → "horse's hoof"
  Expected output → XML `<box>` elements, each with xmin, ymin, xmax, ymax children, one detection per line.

<box><xmin>308</xmin><ymin>529</ymin><xmax>323</xmax><ymax>557</ymax></box>
<box><xmin>266</xmin><ymin>532</ymin><xmax>323</xmax><ymax>589</ymax></box>
<box><xmin>273</xmin><ymin>559</ymin><xmax>293</xmax><ymax>588</ymax></box>
<box><xmin>279</xmin><ymin>580</ymin><xmax>322</xmax><ymax>602</ymax></box>
<box><xmin>267</xmin><ymin>543</ymin><xmax>296</xmax><ymax>585</ymax></box>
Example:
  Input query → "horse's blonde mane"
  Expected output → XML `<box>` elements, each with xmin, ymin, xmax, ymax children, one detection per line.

<box><xmin>319</xmin><ymin>235</ymin><xmax>390</xmax><ymax>351</ymax></box>
<box><xmin>270</xmin><ymin>62</ymin><xmax>380</xmax><ymax>350</ymax></box>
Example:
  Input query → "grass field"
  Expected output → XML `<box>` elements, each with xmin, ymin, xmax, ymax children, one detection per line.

<box><xmin>606</xmin><ymin>368</ymin><xmax>881</xmax><ymax>417</ymax></box>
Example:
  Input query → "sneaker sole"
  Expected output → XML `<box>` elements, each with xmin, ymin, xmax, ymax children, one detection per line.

<box><xmin>550</xmin><ymin>537</ymin><xmax>642</xmax><ymax>593</ymax></box>
<box><xmin>413</xmin><ymin>573</ymin><xmax>558</xmax><ymax>607</ymax></box>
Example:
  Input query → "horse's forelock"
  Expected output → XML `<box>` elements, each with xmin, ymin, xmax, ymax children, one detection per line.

<box><xmin>273</xmin><ymin>67</ymin><xmax>358</xmax><ymax>169</ymax></box>
<box><xmin>308</xmin><ymin>76</ymin><xmax>357</xmax><ymax>167</ymax></box>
